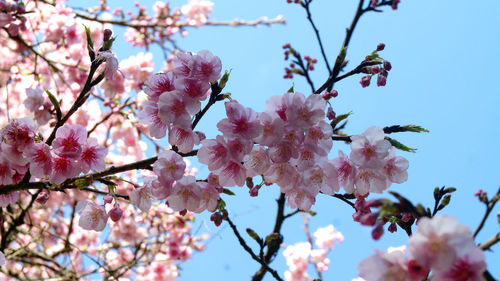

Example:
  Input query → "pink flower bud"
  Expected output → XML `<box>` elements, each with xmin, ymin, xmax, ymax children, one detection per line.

<box><xmin>360</xmin><ymin>75</ymin><xmax>371</xmax><ymax>88</ymax></box>
<box><xmin>36</xmin><ymin>191</ymin><xmax>50</xmax><ymax>204</ymax></box>
<box><xmin>109</xmin><ymin>204</ymin><xmax>123</xmax><ymax>222</ymax></box>
<box><xmin>401</xmin><ymin>212</ymin><xmax>412</xmax><ymax>222</ymax></box>
<box><xmin>388</xmin><ymin>222</ymin><xmax>397</xmax><ymax>233</ymax></box>
<box><xmin>392</xmin><ymin>0</ymin><xmax>400</xmax><ymax>10</ymax></box>
<box><xmin>327</xmin><ymin>107</ymin><xmax>336</xmax><ymax>120</ymax></box>
<box><xmin>371</xmin><ymin>222</ymin><xmax>384</xmax><ymax>240</ymax></box>
<box><xmin>377</xmin><ymin>71</ymin><xmax>388</xmax><ymax>87</ymax></box>
<box><xmin>103</xmin><ymin>194</ymin><xmax>113</xmax><ymax>204</ymax></box>
<box><xmin>371</xmin><ymin>66</ymin><xmax>381</xmax><ymax>74</ymax></box>
<box><xmin>377</xmin><ymin>43</ymin><xmax>385</xmax><ymax>51</ymax></box>
<box><xmin>360</xmin><ymin>213</ymin><xmax>378</xmax><ymax>226</ymax></box>
<box><xmin>249</xmin><ymin>186</ymin><xmax>259</xmax><ymax>197</ymax></box>
<box><xmin>210</xmin><ymin>213</ymin><xmax>222</xmax><ymax>226</ymax></box>
<box><xmin>383</xmin><ymin>60</ymin><xmax>392</xmax><ymax>71</ymax></box>
<box><xmin>103</xmin><ymin>29</ymin><xmax>113</xmax><ymax>41</ymax></box>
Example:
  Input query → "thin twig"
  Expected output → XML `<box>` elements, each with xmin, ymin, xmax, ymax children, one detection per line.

<box><xmin>226</xmin><ymin>217</ymin><xmax>284</xmax><ymax>281</ymax></box>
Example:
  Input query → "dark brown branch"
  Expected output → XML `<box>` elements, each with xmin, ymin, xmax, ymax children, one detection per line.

<box><xmin>302</xmin><ymin>0</ymin><xmax>331</xmax><ymax>74</ymax></box>
<box><xmin>252</xmin><ymin>193</ymin><xmax>286</xmax><ymax>281</ymax></box>
<box><xmin>226</xmin><ymin>217</ymin><xmax>284</xmax><ymax>281</ymax></box>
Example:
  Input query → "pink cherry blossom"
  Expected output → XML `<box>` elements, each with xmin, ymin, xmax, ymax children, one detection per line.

<box><xmin>350</xmin><ymin>126</ymin><xmax>391</xmax><ymax>169</ymax></box>
<box><xmin>0</xmin><ymin>191</ymin><xmax>19</xmax><ymax>208</ymax></box>
<box><xmin>52</xmin><ymin>124</ymin><xmax>87</xmax><ymax>159</ymax></box>
<box><xmin>217</xmin><ymin>100</ymin><xmax>262</xmax><ymax>140</ymax></box>
<box><xmin>153</xmin><ymin>150</ymin><xmax>186</xmax><ymax>186</ymax></box>
<box><xmin>313</xmin><ymin>225</ymin><xmax>344</xmax><ymax>250</ymax></box>
<box><xmin>138</xmin><ymin>100</ymin><xmax>169</xmax><ymax>139</ymax></box>
<box><xmin>432</xmin><ymin>246</ymin><xmax>486</xmax><ymax>281</ymax></box>
<box><xmin>174</xmin><ymin>77</ymin><xmax>210</xmax><ymax>101</ymax></box>
<box><xmin>76</xmin><ymin>201</ymin><xmax>108</xmax><ymax>231</ymax></box>
<box><xmin>181</xmin><ymin>0</ymin><xmax>213</xmax><ymax>27</ymax></box>
<box><xmin>383</xmin><ymin>147</ymin><xmax>409</xmax><ymax>184</ymax></box>
<box><xmin>168</xmin><ymin>125</ymin><xmax>200</xmax><ymax>153</ymax></box>
<box><xmin>332</xmin><ymin>151</ymin><xmax>356</xmax><ymax>194</ymax></box>
<box><xmin>80</xmin><ymin>138</ymin><xmax>107</xmax><ymax>173</ymax></box>
<box><xmin>0</xmin><ymin>251</ymin><xmax>4</xmax><ymax>266</ymax></box>
<box><xmin>197</xmin><ymin>135</ymin><xmax>229</xmax><ymax>171</ymax></box>
<box><xmin>144</xmin><ymin>72</ymin><xmax>176</xmax><ymax>102</ymax></box>
<box><xmin>283</xmin><ymin>92</ymin><xmax>325</xmax><ymax>129</ymax></box>
<box><xmin>255</xmin><ymin>112</ymin><xmax>284</xmax><ymax>146</ymax></box>
<box><xmin>167</xmin><ymin>175</ymin><xmax>203</xmax><ymax>212</ymax></box>
<box><xmin>243</xmin><ymin>146</ymin><xmax>271</xmax><ymax>177</ymax></box>
<box><xmin>188</xmin><ymin>50</ymin><xmax>222</xmax><ymax>82</ymax></box>
<box><xmin>158</xmin><ymin>91</ymin><xmax>200</xmax><ymax>128</ymax></box>
<box><xmin>131</xmin><ymin>186</ymin><xmax>154</xmax><ymax>212</ymax></box>
<box><xmin>24</xmin><ymin>87</ymin><xmax>45</xmax><ymax>111</ymax></box>
<box><xmin>50</xmin><ymin>156</ymin><xmax>81</xmax><ymax>184</ymax></box>
<box><xmin>358</xmin><ymin>246</ymin><xmax>412</xmax><ymax>281</ymax></box>
<box><xmin>25</xmin><ymin>142</ymin><xmax>53</xmax><ymax>178</ymax></box>
<box><xmin>95</xmin><ymin>50</ymin><xmax>119</xmax><ymax>80</ymax></box>
<box><xmin>408</xmin><ymin>215</ymin><xmax>475</xmax><ymax>272</ymax></box>
<box><xmin>216</xmin><ymin>161</ymin><xmax>246</xmax><ymax>187</ymax></box>
<box><xmin>355</xmin><ymin>167</ymin><xmax>389</xmax><ymax>195</ymax></box>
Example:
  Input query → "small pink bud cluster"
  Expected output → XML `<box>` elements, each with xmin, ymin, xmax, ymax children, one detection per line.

<box><xmin>358</xmin><ymin>215</ymin><xmax>486</xmax><ymax>281</ymax></box>
<box><xmin>322</xmin><ymin>90</ymin><xmax>338</xmax><ymax>101</ymax></box>
<box><xmin>360</xmin><ymin>44</ymin><xmax>393</xmax><ymax>88</ymax></box>
<box><xmin>138</xmin><ymin>50</ymin><xmax>222</xmax><ymax>153</ymax></box>
<box><xmin>283</xmin><ymin>225</ymin><xmax>343</xmax><ymax>281</ymax></box>
<box><xmin>286</xmin><ymin>0</ymin><xmax>302</xmax><ymax>4</ymax></box>
<box><xmin>303</xmin><ymin>55</ymin><xmax>317</xmax><ymax>71</ymax></box>
<box><xmin>371</xmin><ymin>0</ymin><xmax>401</xmax><ymax>10</ymax></box>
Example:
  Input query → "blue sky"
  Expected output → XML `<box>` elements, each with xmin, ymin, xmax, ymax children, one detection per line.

<box><xmin>71</xmin><ymin>0</ymin><xmax>500</xmax><ymax>280</ymax></box>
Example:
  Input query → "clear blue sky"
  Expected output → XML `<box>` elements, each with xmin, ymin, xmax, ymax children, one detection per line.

<box><xmin>72</xmin><ymin>0</ymin><xmax>500</xmax><ymax>280</ymax></box>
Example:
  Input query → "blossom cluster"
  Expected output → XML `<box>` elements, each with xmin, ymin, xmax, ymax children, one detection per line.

<box><xmin>198</xmin><ymin>93</ymin><xmax>408</xmax><ymax>210</ymax></box>
<box><xmin>134</xmin><ymin>49</ymin><xmax>224</xmax><ymax>214</ymax></box>
<box><xmin>357</xmin><ymin>215</ymin><xmax>486</xmax><ymax>281</ymax></box>
<box><xmin>283</xmin><ymin>225</ymin><xmax>344</xmax><ymax>281</ymax></box>
<box><xmin>0</xmin><ymin>117</ymin><xmax>107</xmax><ymax>207</ymax></box>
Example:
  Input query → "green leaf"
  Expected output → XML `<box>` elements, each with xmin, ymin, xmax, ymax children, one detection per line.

<box><xmin>403</xmin><ymin>125</ymin><xmax>429</xmax><ymax>133</ymax></box>
<box><xmin>438</xmin><ymin>194</ymin><xmax>452</xmax><ymax>211</ymax></box>
<box><xmin>83</xmin><ymin>25</ymin><xmax>95</xmax><ymax>60</ymax></box>
<box><xmin>45</xmin><ymin>89</ymin><xmax>62</xmax><ymax>121</ymax></box>
<box><xmin>217</xmin><ymin>199</ymin><xmax>226</xmax><ymax>210</ymax></box>
<box><xmin>246</xmin><ymin>228</ymin><xmax>262</xmax><ymax>244</ymax></box>
<box><xmin>433</xmin><ymin>187</ymin><xmax>440</xmax><ymax>200</ymax></box>
<box><xmin>218</xmin><ymin>69</ymin><xmax>231</xmax><ymax>89</ymax></box>
<box><xmin>386</xmin><ymin>137</ymin><xmax>417</xmax><ymax>153</ymax></box>
<box><xmin>222</xmin><ymin>188</ymin><xmax>235</xmax><ymax>196</ymax></box>
<box><xmin>287</xmin><ymin>83</ymin><xmax>294</xmax><ymax>93</ymax></box>
<box><xmin>330</xmin><ymin>111</ymin><xmax>352</xmax><ymax>129</ymax></box>
<box><xmin>443</xmin><ymin>187</ymin><xmax>456</xmax><ymax>194</ymax></box>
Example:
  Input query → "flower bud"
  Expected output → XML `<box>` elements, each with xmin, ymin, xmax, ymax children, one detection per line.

<box><xmin>103</xmin><ymin>194</ymin><xmax>113</xmax><ymax>204</ymax></box>
<box><xmin>103</xmin><ymin>29</ymin><xmax>113</xmax><ymax>41</ymax></box>
<box><xmin>376</xmin><ymin>43</ymin><xmax>385</xmax><ymax>51</ymax></box>
<box><xmin>36</xmin><ymin>191</ymin><xmax>50</xmax><ymax>205</ymax></box>
<box><xmin>388</xmin><ymin>222</ymin><xmax>397</xmax><ymax>233</ymax></box>
<box><xmin>360</xmin><ymin>75</ymin><xmax>371</xmax><ymax>88</ymax></box>
<box><xmin>108</xmin><ymin>204</ymin><xmax>123</xmax><ymax>222</ymax></box>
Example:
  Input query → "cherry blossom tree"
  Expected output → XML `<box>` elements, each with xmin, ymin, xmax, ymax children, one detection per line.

<box><xmin>0</xmin><ymin>0</ymin><xmax>498</xmax><ymax>281</ymax></box>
